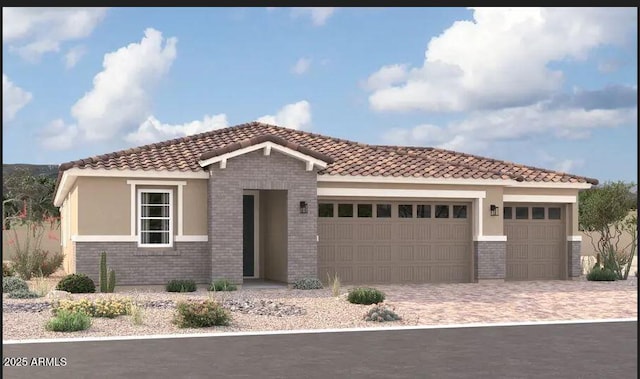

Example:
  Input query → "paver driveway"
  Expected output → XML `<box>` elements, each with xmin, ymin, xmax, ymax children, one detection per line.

<box><xmin>374</xmin><ymin>277</ymin><xmax>638</xmax><ymax>325</ymax></box>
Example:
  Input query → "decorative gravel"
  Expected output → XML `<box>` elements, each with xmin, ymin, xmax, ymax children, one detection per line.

<box><xmin>2</xmin><ymin>276</ymin><xmax>637</xmax><ymax>341</ymax></box>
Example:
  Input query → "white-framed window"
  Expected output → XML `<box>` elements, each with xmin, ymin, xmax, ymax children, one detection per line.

<box><xmin>137</xmin><ymin>189</ymin><xmax>173</xmax><ymax>247</ymax></box>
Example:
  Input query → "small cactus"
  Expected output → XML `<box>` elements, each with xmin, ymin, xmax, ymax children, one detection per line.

<box><xmin>99</xmin><ymin>252</ymin><xmax>108</xmax><ymax>292</ymax></box>
<box><xmin>107</xmin><ymin>269</ymin><xmax>116</xmax><ymax>293</ymax></box>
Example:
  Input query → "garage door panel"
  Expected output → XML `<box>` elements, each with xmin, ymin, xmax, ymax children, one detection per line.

<box><xmin>335</xmin><ymin>245</ymin><xmax>354</xmax><ymax>262</ymax></box>
<box><xmin>318</xmin><ymin>201</ymin><xmax>472</xmax><ymax>284</ymax></box>
<box><xmin>506</xmin><ymin>263</ymin><xmax>528</xmax><ymax>280</ymax></box>
<box><xmin>318</xmin><ymin>245</ymin><xmax>335</xmax><ymax>263</ymax></box>
<box><xmin>318</xmin><ymin>224</ymin><xmax>336</xmax><ymax>240</ymax></box>
<box><xmin>398</xmin><ymin>246</ymin><xmax>414</xmax><ymax>261</ymax></box>
<box><xmin>505</xmin><ymin>203</ymin><xmax>565</xmax><ymax>281</ymax></box>
<box><xmin>432</xmin><ymin>265</ymin><xmax>470</xmax><ymax>282</ymax></box>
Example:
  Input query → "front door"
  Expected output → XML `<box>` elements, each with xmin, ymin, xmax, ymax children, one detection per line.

<box><xmin>243</xmin><ymin>194</ymin><xmax>255</xmax><ymax>277</ymax></box>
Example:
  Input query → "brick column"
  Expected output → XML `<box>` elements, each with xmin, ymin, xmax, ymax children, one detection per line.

<box><xmin>567</xmin><ymin>240</ymin><xmax>582</xmax><ymax>278</ymax></box>
<box><xmin>474</xmin><ymin>240</ymin><xmax>506</xmax><ymax>281</ymax></box>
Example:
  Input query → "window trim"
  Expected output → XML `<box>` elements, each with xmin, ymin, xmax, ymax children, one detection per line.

<box><xmin>137</xmin><ymin>188</ymin><xmax>173</xmax><ymax>248</ymax></box>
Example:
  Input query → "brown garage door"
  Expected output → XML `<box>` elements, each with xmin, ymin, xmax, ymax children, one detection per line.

<box><xmin>504</xmin><ymin>204</ymin><xmax>566</xmax><ymax>280</ymax></box>
<box><xmin>317</xmin><ymin>201</ymin><xmax>472</xmax><ymax>284</ymax></box>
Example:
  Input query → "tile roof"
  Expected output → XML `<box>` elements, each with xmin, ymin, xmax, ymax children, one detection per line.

<box><xmin>199</xmin><ymin>134</ymin><xmax>334</xmax><ymax>163</ymax></box>
<box><xmin>56</xmin><ymin>121</ymin><xmax>598</xmax><ymax>187</ymax></box>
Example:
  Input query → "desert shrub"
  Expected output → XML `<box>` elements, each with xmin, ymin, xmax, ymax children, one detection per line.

<box><xmin>3</xmin><ymin>262</ymin><xmax>15</xmax><ymax>277</ymax></box>
<box><xmin>56</xmin><ymin>273</ymin><xmax>96</xmax><ymax>293</ymax></box>
<box><xmin>364</xmin><ymin>304</ymin><xmax>402</xmax><ymax>322</ymax></box>
<box><xmin>166</xmin><ymin>279</ymin><xmax>197</xmax><ymax>292</ymax></box>
<box><xmin>8</xmin><ymin>288</ymin><xmax>41</xmax><ymax>299</ymax></box>
<box><xmin>3</xmin><ymin>276</ymin><xmax>29</xmax><ymax>293</ymax></box>
<box><xmin>129</xmin><ymin>302</ymin><xmax>145</xmax><ymax>326</ymax></box>
<box><xmin>292</xmin><ymin>277</ymin><xmax>323</xmax><ymax>290</ymax></box>
<box><xmin>173</xmin><ymin>299</ymin><xmax>231</xmax><ymax>328</ymax></box>
<box><xmin>45</xmin><ymin>309</ymin><xmax>92</xmax><ymax>332</ymax></box>
<box><xmin>32</xmin><ymin>274</ymin><xmax>52</xmax><ymax>297</ymax></box>
<box><xmin>35</xmin><ymin>250</ymin><xmax>64</xmax><ymax>277</ymax></box>
<box><xmin>209</xmin><ymin>279</ymin><xmax>237</xmax><ymax>292</ymax></box>
<box><xmin>347</xmin><ymin>287</ymin><xmax>385</xmax><ymax>305</ymax></box>
<box><xmin>12</xmin><ymin>249</ymin><xmax>64</xmax><ymax>280</ymax></box>
<box><xmin>53</xmin><ymin>297</ymin><xmax>132</xmax><ymax>318</ymax></box>
<box><xmin>327</xmin><ymin>272</ymin><xmax>341</xmax><ymax>297</ymax></box>
<box><xmin>586</xmin><ymin>266</ymin><xmax>618</xmax><ymax>281</ymax></box>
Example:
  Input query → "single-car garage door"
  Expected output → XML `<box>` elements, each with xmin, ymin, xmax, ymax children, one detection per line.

<box><xmin>504</xmin><ymin>204</ymin><xmax>566</xmax><ymax>280</ymax></box>
<box><xmin>317</xmin><ymin>201</ymin><xmax>472</xmax><ymax>284</ymax></box>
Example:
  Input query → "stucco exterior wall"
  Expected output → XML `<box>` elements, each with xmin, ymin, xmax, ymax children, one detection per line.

<box><xmin>183</xmin><ymin>179</ymin><xmax>208</xmax><ymax>235</ymax></box>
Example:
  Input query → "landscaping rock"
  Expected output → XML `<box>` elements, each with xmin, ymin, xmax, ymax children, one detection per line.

<box><xmin>46</xmin><ymin>290</ymin><xmax>71</xmax><ymax>299</ymax></box>
<box><xmin>3</xmin><ymin>302</ymin><xmax>51</xmax><ymax>313</ymax></box>
<box><xmin>223</xmin><ymin>299</ymin><xmax>305</xmax><ymax>317</ymax></box>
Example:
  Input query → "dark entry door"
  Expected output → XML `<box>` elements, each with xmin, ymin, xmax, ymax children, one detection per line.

<box><xmin>243</xmin><ymin>195</ymin><xmax>255</xmax><ymax>277</ymax></box>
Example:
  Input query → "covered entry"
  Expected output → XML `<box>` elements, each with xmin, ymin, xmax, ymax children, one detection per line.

<box><xmin>317</xmin><ymin>200</ymin><xmax>472</xmax><ymax>284</ymax></box>
<box><xmin>504</xmin><ymin>204</ymin><xmax>566</xmax><ymax>280</ymax></box>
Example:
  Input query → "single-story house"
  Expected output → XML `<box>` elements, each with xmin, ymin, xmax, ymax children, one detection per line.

<box><xmin>53</xmin><ymin>122</ymin><xmax>598</xmax><ymax>286</ymax></box>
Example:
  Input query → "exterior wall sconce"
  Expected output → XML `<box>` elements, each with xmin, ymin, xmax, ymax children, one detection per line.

<box><xmin>490</xmin><ymin>204</ymin><xmax>499</xmax><ymax>217</ymax></box>
<box><xmin>299</xmin><ymin>201</ymin><xmax>308</xmax><ymax>214</ymax></box>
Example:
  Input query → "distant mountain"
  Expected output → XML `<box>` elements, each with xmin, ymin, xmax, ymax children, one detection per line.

<box><xmin>3</xmin><ymin>164</ymin><xmax>59</xmax><ymax>179</ymax></box>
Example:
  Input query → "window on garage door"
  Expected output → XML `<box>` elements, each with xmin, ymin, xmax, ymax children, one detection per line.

<box><xmin>504</xmin><ymin>206</ymin><xmax>563</xmax><ymax>220</ymax></box>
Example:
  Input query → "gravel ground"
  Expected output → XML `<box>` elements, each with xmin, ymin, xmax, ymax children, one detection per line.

<box><xmin>2</xmin><ymin>275</ymin><xmax>637</xmax><ymax>341</ymax></box>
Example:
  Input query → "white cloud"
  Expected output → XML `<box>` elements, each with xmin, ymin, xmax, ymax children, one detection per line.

<box><xmin>63</xmin><ymin>45</ymin><xmax>86</xmax><ymax>68</ymax></box>
<box><xmin>2</xmin><ymin>7</ymin><xmax>107</xmax><ymax>61</ymax></box>
<box><xmin>125</xmin><ymin>114</ymin><xmax>229</xmax><ymax>145</ymax></box>
<box><xmin>291</xmin><ymin>8</ymin><xmax>336</xmax><ymax>26</ymax></box>
<box><xmin>257</xmin><ymin>100</ymin><xmax>312</xmax><ymax>130</ymax></box>
<box><xmin>537</xmin><ymin>150</ymin><xmax>584</xmax><ymax>173</ymax></box>
<box><xmin>2</xmin><ymin>74</ymin><xmax>33</xmax><ymax>122</ymax></box>
<box><xmin>364</xmin><ymin>64</ymin><xmax>409</xmax><ymax>90</ymax></box>
<box><xmin>40</xmin><ymin>28</ymin><xmax>177</xmax><ymax>150</ymax></box>
<box><xmin>367</xmin><ymin>7</ymin><xmax>637</xmax><ymax>113</ymax></box>
<box><xmin>292</xmin><ymin>57</ymin><xmax>311</xmax><ymax>75</ymax></box>
<box><xmin>383</xmin><ymin>101</ymin><xmax>637</xmax><ymax>153</ymax></box>
<box><xmin>40</xmin><ymin>119</ymin><xmax>78</xmax><ymax>150</ymax></box>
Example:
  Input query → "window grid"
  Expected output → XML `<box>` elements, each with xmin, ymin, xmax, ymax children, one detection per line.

<box><xmin>138</xmin><ymin>189</ymin><xmax>173</xmax><ymax>247</ymax></box>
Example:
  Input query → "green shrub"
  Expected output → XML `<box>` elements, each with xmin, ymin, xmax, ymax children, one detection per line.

<box><xmin>587</xmin><ymin>266</ymin><xmax>618</xmax><ymax>281</ymax></box>
<box><xmin>12</xmin><ymin>249</ymin><xmax>64</xmax><ymax>280</ymax></box>
<box><xmin>209</xmin><ymin>279</ymin><xmax>237</xmax><ymax>292</ymax></box>
<box><xmin>56</xmin><ymin>274</ymin><xmax>96</xmax><ymax>293</ymax></box>
<box><xmin>45</xmin><ymin>309</ymin><xmax>92</xmax><ymax>332</ymax></box>
<box><xmin>292</xmin><ymin>278</ymin><xmax>323</xmax><ymax>290</ymax></box>
<box><xmin>53</xmin><ymin>297</ymin><xmax>132</xmax><ymax>318</ymax></box>
<box><xmin>166</xmin><ymin>279</ymin><xmax>197</xmax><ymax>292</ymax></box>
<box><xmin>173</xmin><ymin>299</ymin><xmax>231</xmax><ymax>328</ymax></box>
<box><xmin>8</xmin><ymin>288</ymin><xmax>41</xmax><ymax>299</ymax></box>
<box><xmin>99</xmin><ymin>252</ymin><xmax>108</xmax><ymax>292</ymax></box>
<box><xmin>107</xmin><ymin>269</ymin><xmax>116</xmax><ymax>293</ymax></box>
<box><xmin>347</xmin><ymin>287</ymin><xmax>385</xmax><ymax>305</ymax></box>
<box><xmin>3</xmin><ymin>262</ymin><xmax>15</xmax><ymax>277</ymax></box>
<box><xmin>364</xmin><ymin>304</ymin><xmax>402</xmax><ymax>322</ymax></box>
<box><xmin>3</xmin><ymin>276</ymin><xmax>29</xmax><ymax>293</ymax></box>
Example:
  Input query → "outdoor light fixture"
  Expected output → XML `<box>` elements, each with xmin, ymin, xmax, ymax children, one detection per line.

<box><xmin>490</xmin><ymin>204</ymin><xmax>499</xmax><ymax>217</ymax></box>
<box><xmin>299</xmin><ymin>201</ymin><xmax>308</xmax><ymax>214</ymax></box>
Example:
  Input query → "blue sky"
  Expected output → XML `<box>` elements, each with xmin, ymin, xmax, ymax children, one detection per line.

<box><xmin>2</xmin><ymin>7</ymin><xmax>637</xmax><ymax>182</ymax></box>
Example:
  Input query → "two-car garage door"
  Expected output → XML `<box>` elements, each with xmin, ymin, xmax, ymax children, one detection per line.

<box><xmin>317</xmin><ymin>201</ymin><xmax>472</xmax><ymax>284</ymax></box>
